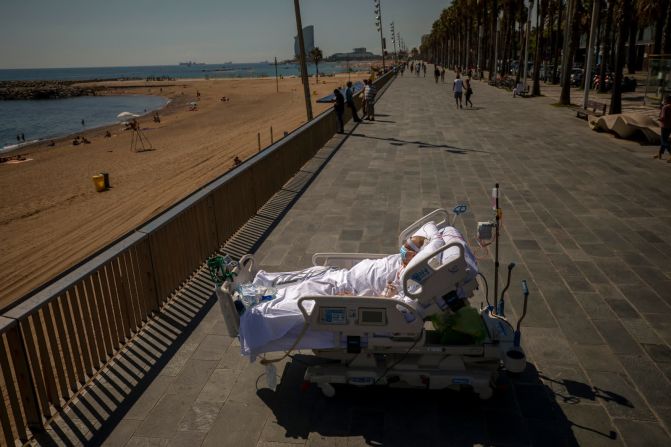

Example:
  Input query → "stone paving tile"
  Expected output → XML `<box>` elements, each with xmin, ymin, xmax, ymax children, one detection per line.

<box><xmin>96</xmin><ymin>72</ymin><xmax>671</xmax><ymax>446</ymax></box>
<box><xmin>101</xmin><ymin>418</ymin><xmax>141</xmax><ymax>446</ymax></box>
<box><xmin>560</xmin><ymin>404</ymin><xmax>623</xmax><ymax>447</ymax></box>
<box><xmin>614</xmin><ymin>419</ymin><xmax>671</xmax><ymax>447</ymax></box>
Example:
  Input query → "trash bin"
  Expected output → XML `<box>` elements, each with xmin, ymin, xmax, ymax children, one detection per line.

<box><xmin>92</xmin><ymin>174</ymin><xmax>106</xmax><ymax>192</ymax></box>
<box><xmin>101</xmin><ymin>172</ymin><xmax>110</xmax><ymax>188</ymax></box>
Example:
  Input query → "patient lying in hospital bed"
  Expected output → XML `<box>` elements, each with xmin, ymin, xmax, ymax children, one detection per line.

<box><xmin>238</xmin><ymin>222</ymin><xmax>478</xmax><ymax>358</ymax></box>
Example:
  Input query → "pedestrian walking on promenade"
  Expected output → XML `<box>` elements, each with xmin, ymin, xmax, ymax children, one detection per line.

<box><xmin>423</xmin><ymin>63</ymin><xmax>427</xmax><ymax>77</ymax></box>
<box><xmin>345</xmin><ymin>81</ymin><xmax>361</xmax><ymax>123</ymax></box>
<box><xmin>441</xmin><ymin>67</ymin><xmax>446</xmax><ymax>83</ymax></box>
<box><xmin>453</xmin><ymin>74</ymin><xmax>464</xmax><ymax>109</ymax></box>
<box><xmin>364</xmin><ymin>80</ymin><xmax>377</xmax><ymax>121</ymax></box>
<box><xmin>654</xmin><ymin>95</ymin><xmax>671</xmax><ymax>161</ymax></box>
<box><xmin>361</xmin><ymin>79</ymin><xmax>369</xmax><ymax>120</ymax></box>
<box><xmin>434</xmin><ymin>66</ymin><xmax>440</xmax><ymax>83</ymax></box>
<box><xmin>333</xmin><ymin>88</ymin><xmax>345</xmax><ymax>133</ymax></box>
<box><xmin>464</xmin><ymin>77</ymin><xmax>474</xmax><ymax>108</ymax></box>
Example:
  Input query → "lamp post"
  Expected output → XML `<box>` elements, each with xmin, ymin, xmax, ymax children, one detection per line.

<box><xmin>293</xmin><ymin>0</ymin><xmax>312</xmax><ymax>121</ymax></box>
<box><xmin>390</xmin><ymin>22</ymin><xmax>397</xmax><ymax>65</ymax></box>
<box><xmin>374</xmin><ymin>0</ymin><xmax>385</xmax><ymax>70</ymax></box>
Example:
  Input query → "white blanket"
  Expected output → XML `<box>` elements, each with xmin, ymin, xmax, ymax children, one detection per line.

<box><xmin>239</xmin><ymin>254</ymin><xmax>402</xmax><ymax>357</ymax></box>
<box><xmin>239</xmin><ymin>224</ymin><xmax>478</xmax><ymax>358</ymax></box>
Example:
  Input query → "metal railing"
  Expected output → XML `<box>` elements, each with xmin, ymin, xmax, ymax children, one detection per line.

<box><xmin>0</xmin><ymin>71</ymin><xmax>395</xmax><ymax>445</ymax></box>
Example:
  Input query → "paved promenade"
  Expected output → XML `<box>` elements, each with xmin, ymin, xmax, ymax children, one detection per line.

<box><xmin>55</xmin><ymin>72</ymin><xmax>671</xmax><ymax>446</ymax></box>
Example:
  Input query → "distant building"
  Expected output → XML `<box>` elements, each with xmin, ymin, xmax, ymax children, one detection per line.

<box><xmin>328</xmin><ymin>47</ymin><xmax>380</xmax><ymax>61</ymax></box>
<box><xmin>294</xmin><ymin>25</ymin><xmax>315</xmax><ymax>58</ymax></box>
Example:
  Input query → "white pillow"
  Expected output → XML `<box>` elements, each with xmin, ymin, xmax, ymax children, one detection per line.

<box><xmin>411</xmin><ymin>221</ymin><xmax>439</xmax><ymax>239</ymax></box>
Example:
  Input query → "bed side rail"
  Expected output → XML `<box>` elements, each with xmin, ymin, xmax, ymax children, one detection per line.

<box><xmin>312</xmin><ymin>253</ymin><xmax>389</xmax><ymax>268</ymax></box>
<box><xmin>297</xmin><ymin>295</ymin><xmax>423</xmax><ymax>336</ymax></box>
<box><xmin>398</xmin><ymin>208</ymin><xmax>452</xmax><ymax>246</ymax></box>
<box><xmin>401</xmin><ymin>242</ymin><xmax>469</xmax><ymax>302</ymax></box>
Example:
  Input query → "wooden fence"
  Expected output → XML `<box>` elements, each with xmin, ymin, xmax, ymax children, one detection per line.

<box><xmin>0</xmin><ymin>71</ymin><xmax>395</xmax><ymax>446</ymax></box>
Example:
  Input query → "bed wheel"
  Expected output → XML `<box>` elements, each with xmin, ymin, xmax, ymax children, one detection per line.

<box><xmin>477</xmin><ymin>386</ymin><xmax>494</xmax><ymax>400</ymax></box>
<box><xmin>319</xmin><ymin>383</ymin><xmax>336</xmax><ymax>398</ymax></box>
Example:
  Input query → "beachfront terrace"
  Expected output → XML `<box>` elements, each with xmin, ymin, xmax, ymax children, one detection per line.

<box><xmin>3</xmin><ymin>69</ymin><xmax>671</xmax><ymax>446</ymax></box>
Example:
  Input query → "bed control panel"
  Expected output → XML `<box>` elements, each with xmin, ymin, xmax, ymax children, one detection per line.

<box><xmin>320</xmin><ymin>307</ymin><xmax>347</xmax><ymax>325</ymax></box>
<box><xmin>358</xmin><ymin>308</ymin><xmax>387</xmax><ymax>325</ymax></box>
<box><xmin>300</xmin><ymin>296</ymin><xmax>423</xmax><ymax>336</ymax></box>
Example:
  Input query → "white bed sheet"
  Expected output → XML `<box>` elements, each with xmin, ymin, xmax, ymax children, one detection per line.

<box><xmin>239</xmin><ymin>254</ymin><xmax>402</xmax><ymax>357</ymax></box>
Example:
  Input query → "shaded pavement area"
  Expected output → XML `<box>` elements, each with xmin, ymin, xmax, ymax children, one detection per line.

<box><xmin>47</xmin><ymin>72</ymin><xmax>671</xmax><ymax>446</ymax></box>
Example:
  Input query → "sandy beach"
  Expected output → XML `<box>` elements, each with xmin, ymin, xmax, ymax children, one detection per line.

<box><xmin>0</xmin><ymin>73</ymin><xmax>368</xmax><ymax>309</ymax></box>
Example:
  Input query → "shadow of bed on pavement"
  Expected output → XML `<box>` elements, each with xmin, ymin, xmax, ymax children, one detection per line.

<box><xmin>349</xmin><ymin>133</ymin><xmax>489</xmax><ymax>154</ymax></box>
<box><xmin>257</xmin><ymin>355</ymin><xmax>627</xmax><ymax>446</ymax></box>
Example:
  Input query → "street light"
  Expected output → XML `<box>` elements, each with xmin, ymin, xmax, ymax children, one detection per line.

<box><xmin>373</xmin><ymin>0</ymin><xmax>385</xmax><ymax>70</ymax></box>
<box><xmin>390</xmin><ymin>22</ymin><xmax>397</xmax><ymax>65</ymax></box>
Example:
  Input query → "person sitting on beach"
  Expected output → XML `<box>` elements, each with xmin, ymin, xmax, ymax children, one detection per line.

<box><xmin>47</xmin><ymin>140</ymin><xmax>55</xmax><ymax>147</ymax></box>
<box><xmin>72</xmin><ymin>137</ymin><xmax>80</xmax><ymax>146</ymax></box>
<box><xmin>233</xmin><ymin>156</ymin><xmax>242</xmax><ymax>167</ymax></box>
<box><xmin>81</xmin><ymin>137</ymin><xmax>91</xmax><ymax>144</ymax></box>
<box><xmin>104</xmin><ymin>131</ymin><xmax>112</xmax><ymax>138</ymax></box>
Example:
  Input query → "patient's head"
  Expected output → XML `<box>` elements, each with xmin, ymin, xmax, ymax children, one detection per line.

<box><xmin>400</xmin><ymin>236</ymin><xmax>426</xmax><ymax>266</ymax></box>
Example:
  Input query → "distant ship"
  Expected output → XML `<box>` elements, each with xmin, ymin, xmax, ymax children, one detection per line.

<box><xmin>179</xmin><ymin>61</ymin><xmax>206</xmax><ymax>66</ymax></box>
<box><xmin>223</xmin><ymin>61</ymin><xmax>233</xmax><ymax>65</ymax></box>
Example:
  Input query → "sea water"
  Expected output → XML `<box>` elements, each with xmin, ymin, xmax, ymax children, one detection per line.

<box><xmin>0</xmin><ymin>62</ymin><xmax>359</xmax><ymax>82</ymax></box>
<box><xmin>0</xmin><ymin>95</ymin><xmax>168</xmax><ymax>152</ymax></box>
<box><xmin>0</xmin><ymin>62</ymin><xmax>364</xmax><ymax>152</ymax></box>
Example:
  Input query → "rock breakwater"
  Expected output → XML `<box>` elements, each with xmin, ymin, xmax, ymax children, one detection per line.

<box><xmin>0</xmin><ymin>80</ymin><xmax>103</xmax><ymax>100</ymax></box>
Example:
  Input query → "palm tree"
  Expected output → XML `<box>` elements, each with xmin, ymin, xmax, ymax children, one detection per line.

<box><xmin>559</xmin><ymin>0</ymin><xmax>580</xmax><ymax>105</ymax></box>
<box><xmin>532</xmin><ymin>0</ymin><xmax>548</xmax><ymax>95</ymax></box>
<box><xmin>610</xmin><ymin>0</ymin><xmax>633</xmax><ymax>114</ymax></box>
<box><xmin>310</xmin><ymin>47</ymin><xmax>323</xmax><ymax>84</ymax></box>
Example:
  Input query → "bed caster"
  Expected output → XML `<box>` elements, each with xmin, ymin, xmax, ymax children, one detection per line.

<box><xmin>477</xmin><ymin>386</ymin><xmax>494</xmax><ymax>400</ymax></box>
<box><xmin>318</xmin><ymin>383</ymin><xmax>336</xmax><ymax>398</ymax></box>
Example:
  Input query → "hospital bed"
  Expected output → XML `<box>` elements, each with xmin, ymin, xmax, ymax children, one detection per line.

<box><xmin>215</xmin><ymin>208</ymin><xmax>530</xmax><ymax>399</ymax></box>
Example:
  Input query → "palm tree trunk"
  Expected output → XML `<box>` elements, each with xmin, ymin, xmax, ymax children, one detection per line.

<box><xmin>627</xmin><ymin>11</ymin><xmax>638</xmax><ymax>74</ymax></box>
<box><xmin>490</xmin><ymin>0</ymin><xmax>499</xmax><ymax>79</ymax></box>
<box><xmin>653</xmin><ymin>0</ymin><xmax>668</xmax><ymax>54</ymax></box>
<box><xmin>552</xmin><ymin>1</ymin><xmax>563</xmax><ymax>84</ymax></box>
<box><xmin>599</xmin><ymin>0</ymin><xmax>614</xmax><ymax>92</ymax></box>
<box><xmin>533</xmin><ymin>0</ymin><xmax>546</xmax><ymax>95</ymax></box>
<box><xmin>610</xmin><ymin>0</ymin><xmax>632</xmax><ymax>114</ymax></box>
<box><xmin>560</xmin><ymin>0</ymin><xmax>578</xmax><ymax>104</ymax></box>
<box><xmin>663</xmin><ymin>0</ymin><xmax>671</xmax><ymax>53</ymax></box>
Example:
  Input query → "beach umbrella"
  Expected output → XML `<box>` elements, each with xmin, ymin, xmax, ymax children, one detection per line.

<box><xmin>117</xmin><ymin>112</ymin><xmax>139</xmax><ymax>121</ymax></box>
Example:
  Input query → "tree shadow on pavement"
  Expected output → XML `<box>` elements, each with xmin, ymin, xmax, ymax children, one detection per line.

<box><xmin>350</xmin><ymin>133</ymin><xmax>489</xmax><ymax>154</ymax></box>
<box><xmin>257</xmin><ymin>356</ymin><xmax>626</xmax><ymax>446</ymax></box>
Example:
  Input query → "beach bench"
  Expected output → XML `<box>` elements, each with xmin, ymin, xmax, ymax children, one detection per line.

<box><xmin>576</xmin><ymin>99</ymin><xmax>607</xmax><ymax>120</ymax></box>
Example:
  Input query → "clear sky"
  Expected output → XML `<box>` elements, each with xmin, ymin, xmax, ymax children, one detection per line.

<box><xmin>0</xmin><ymin>0</ymin><xmax>450</xmax><ymax>69</ymax></box>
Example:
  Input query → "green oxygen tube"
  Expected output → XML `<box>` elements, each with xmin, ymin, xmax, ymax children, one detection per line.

<box><xmin>493</xmin><ymin>183</ymin><xmax>500</xmax><ymax>313</ymax></box>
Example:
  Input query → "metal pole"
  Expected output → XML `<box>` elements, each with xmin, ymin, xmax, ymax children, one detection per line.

<box><xmin>380</xmin><ymin>27</ymin><xmax>385</xmax><ymax>71</ymax></box>
<box><xmin>493</xmin><ymin>183</ymin><xmax>500</xmax><ymax>312</ymax></box>
<box><xmin>583</xmin><ymin>0</ymin><xmax>601</xmax><ymax>109</ymax></box>
<box><xmin>522</xmin><ymin>0</ymin><xmax>533</xmax><ymax>91</ymax></box>
<box><xmin>274</xmin><ymin>57</ymin><xmax>279</xmax><ymax>93</ymax></box>
<box><xmin>293</xmin><ymin>0</ymin><xmax>313</xmax><ymax>121</ymax></box>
